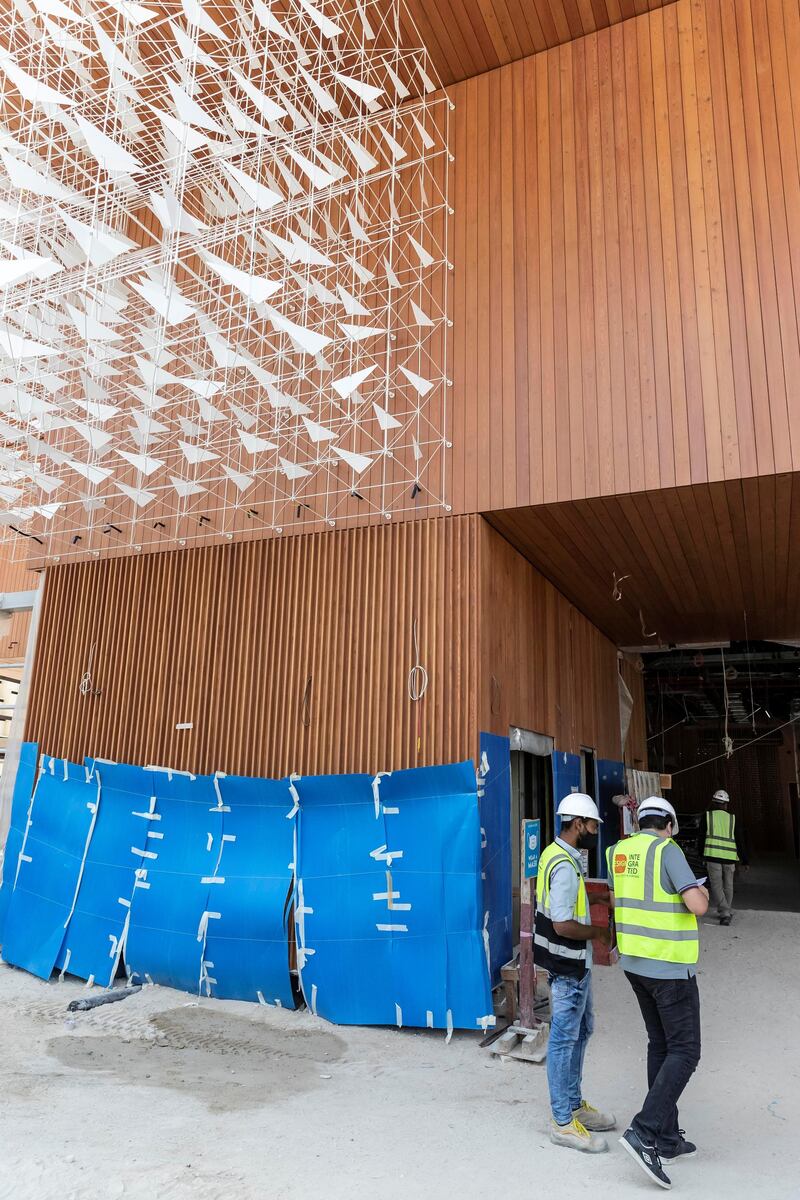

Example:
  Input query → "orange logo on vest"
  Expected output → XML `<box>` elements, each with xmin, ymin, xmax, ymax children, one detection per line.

<box><xmin>614</xmin><ymin>853</ymin><xmax>627</xmax><ymax>875</ymax></box>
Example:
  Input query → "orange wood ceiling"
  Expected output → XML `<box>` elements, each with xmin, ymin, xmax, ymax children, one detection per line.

<box><xmin>486</xmin><ymin>474</ymin><xmax>800</xmax><ymax>647</ymax></box>
<box><xmin>401</xmin><ymin>0</ymin><xmax>680</xmax><ymax>85</ymax></box>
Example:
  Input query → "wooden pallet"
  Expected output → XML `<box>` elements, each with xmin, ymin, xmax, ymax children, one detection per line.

<box><xmin>486</xmin><ymin>1020</ymin><xmax>550</xmax><ymax>1063</ymax></box>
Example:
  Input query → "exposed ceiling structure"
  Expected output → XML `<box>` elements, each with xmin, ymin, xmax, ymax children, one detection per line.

<box><xmin>0</xmin><ymin>0</ymin><xmax>451</xmax><ymax>562</ymax></box>
<box><xmin>642</xmin><ymin>641</ymin><xmax>800</xmax><ymax>730</ymax></box>
<box><xmin>487</xmin><ymin>473</ymin><xmax>800</xmax><ymax>647</ymax></box>
<box><xmin>401</xmin><ymin>0</ymin><xmax>679</xmax><ymax>86</ymax></box>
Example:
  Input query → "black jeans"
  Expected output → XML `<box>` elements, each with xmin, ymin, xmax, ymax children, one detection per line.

<box><xmin>625</xmin><ymin>972</ymin><xmax>702</xmax><ymax>1151</ymax></box>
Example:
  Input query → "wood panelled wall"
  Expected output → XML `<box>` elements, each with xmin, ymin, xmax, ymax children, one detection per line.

<box><xmin>448</xmin><ymin>0</ymin><xmax>800</xmax><ymax>513</ymax></box>
<box><xmin>477</xmin><ymin>521</ymin><xmax>645</xmax><ymax>762</ymax></box>
<box><xmin>25</xmin><ymin>518</ymin><xmax>479</xmax><ymax>778</ymax></box>
<box><xmin>0</xmin><ymin>547</ymin><xmax>37</xmax><ymax>664</ymax></box>
<box><xmin>0</xmin><ymin>548</ymin><xmax>38</xmax><ymax>596</ymax></box>
<box><xmin>25</xmin><ymin>515</ymin><xmax>640</xmax><ymax>776</ymax></box>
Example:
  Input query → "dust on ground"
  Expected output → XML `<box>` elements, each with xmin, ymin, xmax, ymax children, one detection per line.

<box><xmin>49</xmin><ymin>1007</ymin><xmax>345</xmax><ymax>1112</ymax></box>
<box><xmin>0</xmin><ymin>909</ymin><xmax>798</xmax><ymax>1200</ymax></box>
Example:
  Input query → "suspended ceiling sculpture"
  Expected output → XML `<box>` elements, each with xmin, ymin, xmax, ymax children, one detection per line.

<box><xmin>0</xmin><ymin>0</ymin><xmax>451</xmax><ymax>561</ymax></box>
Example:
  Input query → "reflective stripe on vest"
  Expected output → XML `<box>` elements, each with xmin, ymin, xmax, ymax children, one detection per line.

<box><xmin>704</xmin><ymin>809</ymin><xmax>738</xmax><ymax>861</ymax></box>
<box><xmin>612</xmin><ymin>833</ymin><xmax>699</xmax><ymax>964</ymax></box>
<box><xmin>533</xmin><ymin>842</ymin><xmax>589</xmax><ymax>975</ymax></box>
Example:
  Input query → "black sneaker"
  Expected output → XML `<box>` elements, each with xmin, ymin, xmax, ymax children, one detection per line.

<box><xmin>720</xmin><ymin>916</ymin><xmax>732</xmax><ymax>926</ymax></box>
<box><xmin>660</xmin><ymin>1131</ymin><xmax>697</xmax><ymax>1164</ymax></box>
<box><xmin>619</xmin><ymin>1128</ymin><xmax>672</xmax><ymax>1190</ymax></box>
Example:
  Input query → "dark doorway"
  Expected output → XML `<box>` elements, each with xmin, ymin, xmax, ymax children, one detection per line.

<box><xmin>510</xmin><ymin>738</ymin><xmax>553</xmax><ymax>940</ymax></box>
<box><xmin>640</xmin><ymin>640</ymin><xmax>800</xmax><ymax>912</ymax></box>
<box><xmin>580</xmin><ymin>747</ymin><xmax>601</xmax><ymax>878</ymax></box>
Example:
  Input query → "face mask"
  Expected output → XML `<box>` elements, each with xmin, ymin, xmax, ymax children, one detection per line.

<box><xmin>577</xmin><ymin>829</ymin><xmax>598</xmax><ymax>851</ymax></box>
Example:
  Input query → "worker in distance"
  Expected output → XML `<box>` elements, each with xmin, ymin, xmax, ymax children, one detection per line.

<box><xmin>704</xmin><ymin>789</ymin><xmax>747</xmax><ymax>925</ymax></box>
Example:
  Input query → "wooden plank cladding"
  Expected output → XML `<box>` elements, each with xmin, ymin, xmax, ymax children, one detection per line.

<box><xmin>448</xmin><ymin>0</ymin><xmax>800</xmax><ymax>513</ymax></box>
<box><xmin>401</xmin><ymin>0</ymin><xmax>679</xmax><ymax>85</ymax></box>
<box><xmin>25</xmin><ymin>514</ymin><xmax>641</xmax><ymax>778</ymax></box>
<box><xmin>25</xmin><ymin>517</ymin><xmax>479</xmax><ymax>779</ymax></box>
<box><xmin>477</xmin><ymin>520</ymin><xmax>641</xmax><ymax>763</ymax></box>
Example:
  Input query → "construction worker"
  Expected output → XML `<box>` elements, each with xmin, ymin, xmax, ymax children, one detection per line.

<box><xmin>610</xmin><ymin>797</ymin><xmax>709</xmax><ymax>1191</ymax></box>
<box><xmin>535</xmin><ymin>793</ymin><xmax>616</xmax><ymax>1154</ymax></box>
<box><xmin>704</xmin><ymin>789</ymin><xmax>747</xmax><ymax>925</ymax></box>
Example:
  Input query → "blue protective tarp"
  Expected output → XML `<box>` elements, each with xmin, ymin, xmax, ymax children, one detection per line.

<box><xmin>53</xmin><ymin>761</ymin><xmax>155</xmax><ymax>986</ymax></box>
<box><xmin>552</xmin><ymin>750</ymin><xmax>582</xmax><ymax>834</ymax></box>
<box><xmin>479</xmin><ymin>733</ymin><xmax>513</xmax><ymax>983</ymax></box>
<box><xmin>295</xmin><ymin>761</ymin><xmax>493</xmax><ymax>1029</ymax></box>
<box><xmin>125</xmin><ymin>770</ymin><xmax>221</xmax><ymax>993</ymax></box>
<box><xmin>1</xmin><ymin>757</ymin><xmax>97</xmax><ymax>980</ymax></box>
<box><xmin>203</xmin><ymin>774</ymin><xmax>295</xmax><ymax>1007</ymax></box>
<box><xmin>0</xmin><ymin>741</ymin><xmax>39</xmax><ymax>944</ymax></box>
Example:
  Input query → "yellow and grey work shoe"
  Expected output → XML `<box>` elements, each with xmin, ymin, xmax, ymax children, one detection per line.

<box><xmin>573</xmin><ymin>1101</ymin><xmax>617</xmax><ymax>1132</ymax></box>
<box><xmin>550</xmin><ymin>1118</ymin><xmax>608</xmax><ymax>1153</ymax></box>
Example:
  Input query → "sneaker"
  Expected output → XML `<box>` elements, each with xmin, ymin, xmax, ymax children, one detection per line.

<box><xmin>720</xmin><ymin>916</ymin><xmax>732</xmax><ymax>926</ymax></box>
<box><xmin>619</xmin><ymin>1127</ymin><xmax>672</xmax><ymax>1189</ymax></box>
<box><xmin>550</xmin><ymin>1118</ymin><xmax>608</xmax><ymax>1154</ymax></box>
<box><xmin>660</xmin><ymin>1131</ymin><xmax>697</xmax><ymax>1164</ymax></box>
<box><xmin>573</xmin><ymin>1101</ymin><xmax>617</xmax><ymax>1131</ymax></box>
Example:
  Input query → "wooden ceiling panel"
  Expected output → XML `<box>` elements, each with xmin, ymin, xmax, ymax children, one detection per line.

<box><xmin>400</xmin><ymin>0</ymin><xmax>680</xmax><ymax>85</ymax></box>
<box><xmin>485</xmin><ymin>474</ymin><xmax>800</xmax><ymax>646</ymax></box>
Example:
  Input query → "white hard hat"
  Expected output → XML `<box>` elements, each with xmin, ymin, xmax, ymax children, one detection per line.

<box><xmin>557</xmin><ymin>793</ymin><xmax>603</xmax><ymax>823</ymax></box>
<box><xmin>637</xmin><ymin>796</ymin><xmax>679</xmax><ymax>836</ymax></box>
<box><xmin>713</xmin><ymin>789</ymin><xmax>730</xmax><ymax>804</ymax></box>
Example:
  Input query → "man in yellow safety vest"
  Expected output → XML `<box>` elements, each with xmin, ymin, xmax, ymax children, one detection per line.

<box><xmin>704</xmin><ymin>789</ymin><xmax>747</xmax><ymax>926</ymax></box>
<box><xmin>610</xmin><ymin>797</ymin><xmax>709</xmax><ymax>1191</ymax></box>
<box><xmin>535</xmin><ymin>794</ymin><xmax>616</xmax><ymax>1154</ymax></box>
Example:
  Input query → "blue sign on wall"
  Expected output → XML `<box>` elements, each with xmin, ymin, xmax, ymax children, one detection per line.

<box><xmin>524</xmin><ymin>819</ymin><xmax>542</xmax><ymax>878</ymax></box>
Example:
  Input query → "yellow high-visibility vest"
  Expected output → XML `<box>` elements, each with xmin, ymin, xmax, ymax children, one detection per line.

<box><xmin>534</xmin><ymin>841</ymin><xmax>589</xmax><ymax>977</ymax></box>
<box><xmin>537</xmin><ymin>841</ymin><xmax>589</xmax><ymax>918</ymax></box>
<box><xmin>704</xmin><ymin>809</ymin><xmax>739</xmax><ymax>862</ymax></box>
<box><xmin>611</xmin><ymin>833</ymin><xmax>699</xmax><ymax>964</ymax></box>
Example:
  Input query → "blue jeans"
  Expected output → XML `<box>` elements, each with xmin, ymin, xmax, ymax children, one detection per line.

<box><xmin>547</xmin><ymin>971</ymin><xmax>594</xmax><ymax>1126</ymax></box>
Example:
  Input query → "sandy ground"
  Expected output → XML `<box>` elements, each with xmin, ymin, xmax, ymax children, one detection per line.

<box><xmin>0</xmin><ymin>909</ymin><xmax>798</xmax><ymax>1200</ymax></box>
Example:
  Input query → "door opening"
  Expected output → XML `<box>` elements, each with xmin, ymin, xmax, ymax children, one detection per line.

<box><xmin>580</xmin><ymin>747</ymin><xmax>601</xmax><ymax>879</ymax></box>
<box><xmin>510</xmin><ymin>733</ymin><xmax>554</xmax><ymax>941</ymax></box>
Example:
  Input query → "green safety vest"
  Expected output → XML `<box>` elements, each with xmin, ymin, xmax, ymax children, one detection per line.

<box><xmin>534</xmin><ymin>841</ymin><xmax>589</xmax><ymax>978</ymax></box>
<box><xmin>704</xmin><ymin>809</ymin><xmax>739</xmax><ymax>862</ymax></box>
<box><xmin>611</xmin><ymin>832</ymin><xmax>699</xmax><ymax>964</ymax></box>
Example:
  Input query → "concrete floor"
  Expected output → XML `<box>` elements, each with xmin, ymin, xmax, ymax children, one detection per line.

<box><xmin>733</xmin><ymin>854</ymin><xmax>800</xmax><ymax>912</ymax></box>
<box><xmin>0</xmin><ymin>907</ymin><xmax>798</xmax><ymax>1200</ymax></box>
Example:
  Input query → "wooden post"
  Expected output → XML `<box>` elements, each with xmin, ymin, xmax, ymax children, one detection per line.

<box><xmin>519</xmin><ymin>818</ymin><xmax>536</xmax><ymax>1028</ymax></box>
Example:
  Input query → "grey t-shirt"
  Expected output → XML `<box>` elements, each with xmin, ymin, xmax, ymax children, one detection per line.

<box><xmin>608</xmin><ymin>832</ymin><xmax>700</xmax><ymax>980</ymax></box>
<box><xmin>549</xmin><ymin>837</ymin><xmax>593</xmax><ymax>971</ymax></box>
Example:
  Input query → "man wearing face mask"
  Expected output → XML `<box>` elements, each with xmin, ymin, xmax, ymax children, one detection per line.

<box><xmin>535</xmin><ymin>794</ymin><xmax>616</xmax><ymax>1154</ymax></box>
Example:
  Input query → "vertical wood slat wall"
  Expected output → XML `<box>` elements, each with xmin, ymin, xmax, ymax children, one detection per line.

<box><xmin>24</xmin><ymin>515</ymin><xmax>645</xmax><ymax>777</ymax></box>
<box><xmin>448</xmin><ymin>0</ymin><xmax>800</xmax><ymax>514</ymax></box>
<box><xmin>25</xmin><ymin>517</ymin><xmax>478</xmax><ymax>778</ymax></box>
<box><xmin>477</xmin><ymin>521</ymin><xmax>645</xmax><ymax>762</ymax></box>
